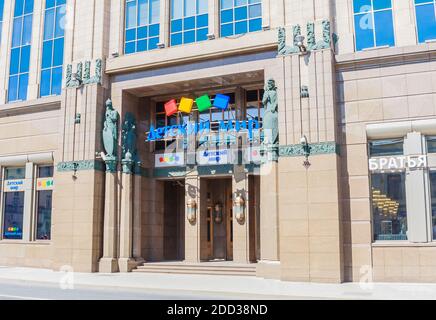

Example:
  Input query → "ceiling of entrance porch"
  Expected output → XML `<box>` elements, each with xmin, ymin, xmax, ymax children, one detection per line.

<box><xmin>125</xmin><ymin>70</ymin><xmax>264</xmax><ymax>99</ymax></box>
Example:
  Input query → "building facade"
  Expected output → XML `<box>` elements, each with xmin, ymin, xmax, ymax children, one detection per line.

<box><xmin>0</xmin><ymin>0</ymin><xmax>435</xmax><ymax>283</ymax></box>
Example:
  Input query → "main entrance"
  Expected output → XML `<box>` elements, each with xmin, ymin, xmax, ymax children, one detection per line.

<box><xmin>202</xmin><ymin>177</ymin><xmax>233</xmax><ymax>261</ymax></box>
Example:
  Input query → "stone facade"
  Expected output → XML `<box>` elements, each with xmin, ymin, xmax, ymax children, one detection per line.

<box><xmin>0</xmin><ymin>0</ymin><xmax>434</xmax><ymax>283</ymax></box>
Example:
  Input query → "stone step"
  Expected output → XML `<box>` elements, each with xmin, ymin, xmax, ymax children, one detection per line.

<box><xmin>133</xmin><ymin>263</ymin><xmax>257</xmax><ymax>276</ymax></box>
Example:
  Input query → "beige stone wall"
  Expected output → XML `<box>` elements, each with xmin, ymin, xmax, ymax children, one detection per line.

<box><xmin>338</xmin><ymin>45</ymin><xmax>436</xmax><ymax>282</ymax></box>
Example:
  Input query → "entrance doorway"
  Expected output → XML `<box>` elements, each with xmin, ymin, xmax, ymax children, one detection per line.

<box><xmin>202</xmin><ymin>178</ymin><xmax>233</xmax><ymax>261</ymax></box>
<box><xmin>163</xmin><ymin>180</ymin><xmax>185</xmax><ymax>261</ymax></box>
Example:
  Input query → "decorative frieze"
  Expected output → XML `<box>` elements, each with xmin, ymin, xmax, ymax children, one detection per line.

<box><xmin>57</xmin><ymin>160</ymin><xmax>105</xmax><ymax>172</ymax></box>
<box><xmin>66</xmin><ymin>59</ymin><xmax>103</xmax><ymax>88</ymax></box>
<box><xmin>279</xmin><ymin>142</ymin><xmax>339</xmax><ymax>157</ymax></box>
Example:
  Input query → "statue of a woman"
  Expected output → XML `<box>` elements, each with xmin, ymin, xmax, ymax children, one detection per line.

<box><xmin>103</xmin><ymin>99</ymin><xmax>119</xmax><ymax>160</ymax></box>
<box><xmin>263</xmin><ymin>79</ymin><xmax>279</xmax><ymax>146</ymax></box>
<box><xmin>121</xmin><ymin>112</ymin><xmax>137</xmax><ymax>162</ymax></box>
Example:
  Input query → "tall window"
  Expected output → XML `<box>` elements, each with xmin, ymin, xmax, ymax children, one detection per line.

<box><xmin>220</xmin><ymin>0</ymin><xmax>262</xmax><ymax>37</ymax></box>
<box><xmin>0</xmin><ymin>0</ymin><xmax>5</xmax><ymax>42</ymax></box>
<box><xmin>353</xmin><ymin>0</ymin><xmax>395</xmax><ymax>51</ymax></box>
<box><xmin>125</xmin><ymin>0</ymin><xmax>160</xmax><ymax>54</ymax></box>
<box><xmin>2</xmin><ymin>168</ymin><xmax>26</xmax><ymax>240</ymax></box>
<box><xmin>414</xmin><ymin>0</ymin><xmax>436</xmax><ymax>43</ymax></box>
<box><xmin>170</xmin><ymin>0</ymin><xmax>208</xmax><ymax>46</ymax></box>
<box><xmin>40</xmin><ymin>0</ymin><xmax>66</xmax><ymax>97</ymax></box>
<box><xmin>369</xmin><ymin>139</ymin><xmax>408</xmax><ymax>241</ymax></box>
<box><xmin>36</xmin><ymin>166</ymin><xmax>54</xmax><ymax>240</ymax></box>
<box><xmin>8</xmin><ymin>0</ymin><xmax>34</xmax><ymax>102</ymax></box>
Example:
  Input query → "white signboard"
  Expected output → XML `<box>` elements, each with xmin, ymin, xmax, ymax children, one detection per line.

<box><xmin>197</xmin><ymin>149</ymin><xmax>231</xmax><ymax>165</ymax></box>
<box><xmin>369</xmin><ymin>155</ymin><xmax>427</xmax><ymax>171</ymax></box>
<box><xmin>245</xmin><ymin>146</ymin><xmax>263</xmax><ymax>164</ymax></box>
<box><xmin>155</xmin><ymin>153</ymin><xmax>185</xmax><ymax>168</ymax></box>
<box><xmin>4</xmin><ymin>179</ymin><xmax>25</xmax><ymax>192</ymax></box>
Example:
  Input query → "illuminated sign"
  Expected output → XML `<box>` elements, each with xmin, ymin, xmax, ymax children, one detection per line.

<box><xmin>37</xmin><ymin>178</ymin><xmax>54</xmax><ymax>190</ymax></box>
<box><xmin>155</xmin><ymin>153</ymin><xmax>185</xmax><ymax>167</ymax></box>
<box><xmin>147</xmin><ymin>119</ymin><xmax>260</xmax><ymax>142</ymax></box>
<box><xmin>197</xmin><ymin>149</ymin><xmax>231</xmax><ymax>165</ymax></box>
<box><xmin>4</xmin><ymin>226</ymin><xmax>22</xmax><ymax>238</ymax></box>
<box><xmin>4</xmin><ymin>180</ymin><xmax>25</xmax><ymax>192</ymax></box>
<box><xmin>369</xmin><ymin>155</ymin><xmax>427</xmax><ymax>171</ymax></box>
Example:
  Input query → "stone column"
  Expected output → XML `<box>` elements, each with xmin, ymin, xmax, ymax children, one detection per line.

<box><xmin>257</xmin><ymin>161</ymin><xmax>281</xmax><ymax>278</ymax></box>
<box><xmin>118</xmin><ymin>160</ymin><xmax>136</xmax><ymax>272</ymax></box>
<box><xmin>232</xmin><ymin>166</ymin><xmax>250</xmax><ymax>263</ymax></box>
<box><xmin>132</xmin><ymin>173</ymin><xmax>144</xmax><ymax>263</ymax></box>
<box><xmin>184</xmin><ymin>174</ymin><xmax>201</xmax><ymax>262</ymax></box>
<box><xmin>23</xmin><ymin>162</ymin><xmax>35</xmax><ymax>242</ymax></box>
<box><xmin>99</xmin><ymin>160</ymin><xmax>119</xmax><ymax>273</ymax></box>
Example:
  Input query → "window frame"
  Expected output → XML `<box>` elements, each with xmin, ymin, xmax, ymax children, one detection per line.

<box><xmin>124</xmin><ymin>0</ymin><xmax>161</xmax><ymax>55</ymax></box>
<box><xmin>413</xmin><ymin>0</ymin><xmax>436</xmax><ymax>44</ymax></box>
<box><xmin>219</xmin><ymin>0</ymin><xmax>263</xmax><ymax>38</ymax></box>
<box><xmin>33</xmin><ymin>165</ymin><xmax>54</xmax><ymax>242</ymax></box>
<box><xmin>8</xmin><ymin>0</ymin><xmax>35</xmax><ymax>103</ymax></box>
<box><xmin>170</xmin><ymin>0</ymin><xmax>209</xmax><ymax>46</ymax></box>
<box><xmin>40</xmin><ymin>0</ymin><xmax>66</xmax><ymax>98</ymax></box>
<box><xmin>352</xmin><ymin>0</ymin><xmax>396</xmax><ymax>52</ymax></box>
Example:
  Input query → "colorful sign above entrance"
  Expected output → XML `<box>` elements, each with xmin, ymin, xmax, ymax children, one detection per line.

<box><xmin>147</xmin><ymin>119</ymin><xmax>261</xmax><ymax>142</ymax></box>
<box><xmin>164</xmin><ymin>94</ymin><xmax>230</xmax><ymax>117</ymax></box>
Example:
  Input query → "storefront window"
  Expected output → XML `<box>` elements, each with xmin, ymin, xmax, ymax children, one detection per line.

<box><xmin>2</xmin><ymin>167</ymin><xmax>26</xmax><ymax>240</ymax></box>
<box><xmin>369</xmin><ymin>138</ymin><xmax>403</xmax><ymax>157</ymax></box>
<box><xmin>371</xmin><ymin>172</ymin><xmax>408</xmax><ymax>241</ymax></box>
<box><xmin>427</xmin><ymin>136</ymin><xmax>436</xmax><ymax>153</ymax></box>
<box><xmin>0</xmin><ymin>0</ymin><xmax>4</xmax><ymax>42</ymax></box>
<box><xmin>429</xmin><ymin>171</ymin><xmax>436</xmax><ymax>240</ymax></box>
<box><xmin>36</xmin><ymin>166</ymin><xmax>54</xmax><ymax>240</ymax></box>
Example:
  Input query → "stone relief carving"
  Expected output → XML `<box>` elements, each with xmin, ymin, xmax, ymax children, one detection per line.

<box><xmin>262</xmin><ymin>78</ymin><xmax>279</xmax><ymax>161</ymax></box>
<box><xmin>66</xmin><ymin>59</ymin><xmax>103</xmax><ymax>88</ymax></box>
<box><xmin>277</xmin><ymin>26</ymin><xmax>300</xmax><ymax>55</ymax></box>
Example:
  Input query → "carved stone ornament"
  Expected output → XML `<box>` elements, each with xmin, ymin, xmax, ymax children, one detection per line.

<box><xmin>278</xmin><ymin>26</ymin><xmax>300</xmax><ymax>55</ymax></box>
<box><xmin>102</xmin><ymin>99</ymin><xmax>119</xmax><ymax>172</ymax></box>
<box><xmin>66</xmin><ymin>59</ymin><xmax>103</xmax><ymax>88</ymax></box>
<box><xmin>262</xmin><ymin>78</ymin><xmax>279</xmax><ymax>162</ymax></box>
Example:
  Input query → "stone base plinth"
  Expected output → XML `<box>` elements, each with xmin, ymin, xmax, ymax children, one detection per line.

<box><xmin>118</xmin><ymin>258</ymin><xmax>138</xmax><ymax>273</ymax></box>
<box><xmin>99</xmin><ymin>258</ymin><xmax>119</xmax><ymax>273</ymax></box>
<box><xmin>256</xmin><ymin>260</ymin><xmax>281</xmax><ymax>279</ymax></box>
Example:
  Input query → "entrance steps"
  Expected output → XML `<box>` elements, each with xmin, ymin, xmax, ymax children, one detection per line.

<box><xmin>133</xmin><ymin>261</ymin><xmax>257</xmax><ymax>276</ymax></box>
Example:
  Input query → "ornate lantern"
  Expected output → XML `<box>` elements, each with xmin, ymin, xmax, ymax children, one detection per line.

<box><xmin>214</xmin><ymin>203</ymin><xmax>223</xmax><ymax>224</ymax></box>
<box><xmin>187</xmin><ymin>198</ymin><xmax>197</xmax><ymax>224</ymax></box>
<box><xmin>234</xmin><ymin>195</ymin><xmax>245</xmax><ymax>224</ymax></box>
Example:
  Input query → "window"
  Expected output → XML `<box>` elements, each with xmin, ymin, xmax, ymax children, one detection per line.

<box><xmin>220</xmin><ymin>0</ymin><xmax>262</xmax><ymax>37</ymax></box>
<box><xmin>125</xmin><ymin>0</ymin><xmax>160</xmax><ymax>54</ymax></box>
<box><xmin>0</xmin><ymin>0</ymin><xmax>5</xmax><ymax>42</ymax></box>
<box><xmin>371</xmin><ymin>172</ymin><xmax>408</xmax><ymax>241</ymax></box>
<box><xmin>8</xmin><ymin>0</ymin><xmax>34</xmax><ymax>102</ymax></box>
<box><xmin>353</xmin><ymin>0</ymin><xmax>395</xmax><ymax>51</ymax></box>
<box><xmin>415</xmin><ymin>0</ymin><xmax>436</xmax><ymax>43</ymax></box>
<box><xmin>36</xmin><ymin>166</ymin><xmax>53</xmax><ymax>240</ymax></box>
<box><xmin>2</xmin><ymin>168</ymin><xmax>26</xmax><ymax>240</ymax></box>
<box><xmin>40</xmin><ymin>0</ymin><xmax>66</xmax><ymax>97</ymax></box>
<box><xmin>369</xmin><ymin>138</ymin><xmax>403</xmax><ymax>157</ymax></box>
<box><xmin>429</xmin><ymin>171</ymin><xmax>436</xmax><ymax>240</ymax></box>
<box><xmin>170</xmin><ymin>0</ymin><xmax>208</xmax><ymax>46</ymax></box>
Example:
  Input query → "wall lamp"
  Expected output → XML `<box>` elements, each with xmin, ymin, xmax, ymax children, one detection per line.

<box><xmin>295</xmin><ymin>35</ymin><xmax>307</xmax><ymax>53</ymax></box>
<box><xmin>300</xmin><ymin>135</ymin><xmax>311</xmax><ymax>168</ymax></box>
<box><xmin>187</xmin><ymin>198</ymin><xmax>197</xmax><ymax>224</ymax></box>
<box><xmin>214</xmin><ymin>203</ymin><xmax>223</xmax><ymax>224</ymax></box>
<box><xmin>233</xmin><ymin>195</ymin><xmax>245</xmax><ymax>224</ymax></box>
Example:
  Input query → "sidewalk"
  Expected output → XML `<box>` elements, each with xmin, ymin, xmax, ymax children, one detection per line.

<box><xmin>0</xmin><ymin>266</ymin><xmax>436</xmax><ymax>300</ymax></box>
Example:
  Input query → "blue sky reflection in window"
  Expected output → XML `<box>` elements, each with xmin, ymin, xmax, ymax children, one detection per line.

<box><xmin>125</xmin><ymin>0</ymin><xmax>160</xmax><ymax>54</ymax></box>
<box><xmin>414</xmin><ymin>0</ymin><xmax>436</xmax><ymax>43</ymax></box>
<box><xmin>171</xmin><ymin>0</ymin><xmax>208</xmax><ymax>46</ymax></box>
<box><xmin>40</xmin><ymin>0</ymin><xmax>66</xmax><ymax>97</ymax></box>
<box><xmin>220</xmin><ymin>0</ymin><xmax>262</xmax><ymax>37</ymax></box>
<box><xmin>8</xmin><ymin>0</ymin><xmax>34</xmax><ymax>102</ymax></box>
<box><xmin>353</xmin><ymin>0</ymin><xmax>395</xmax><ymax>51</ymax></box>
